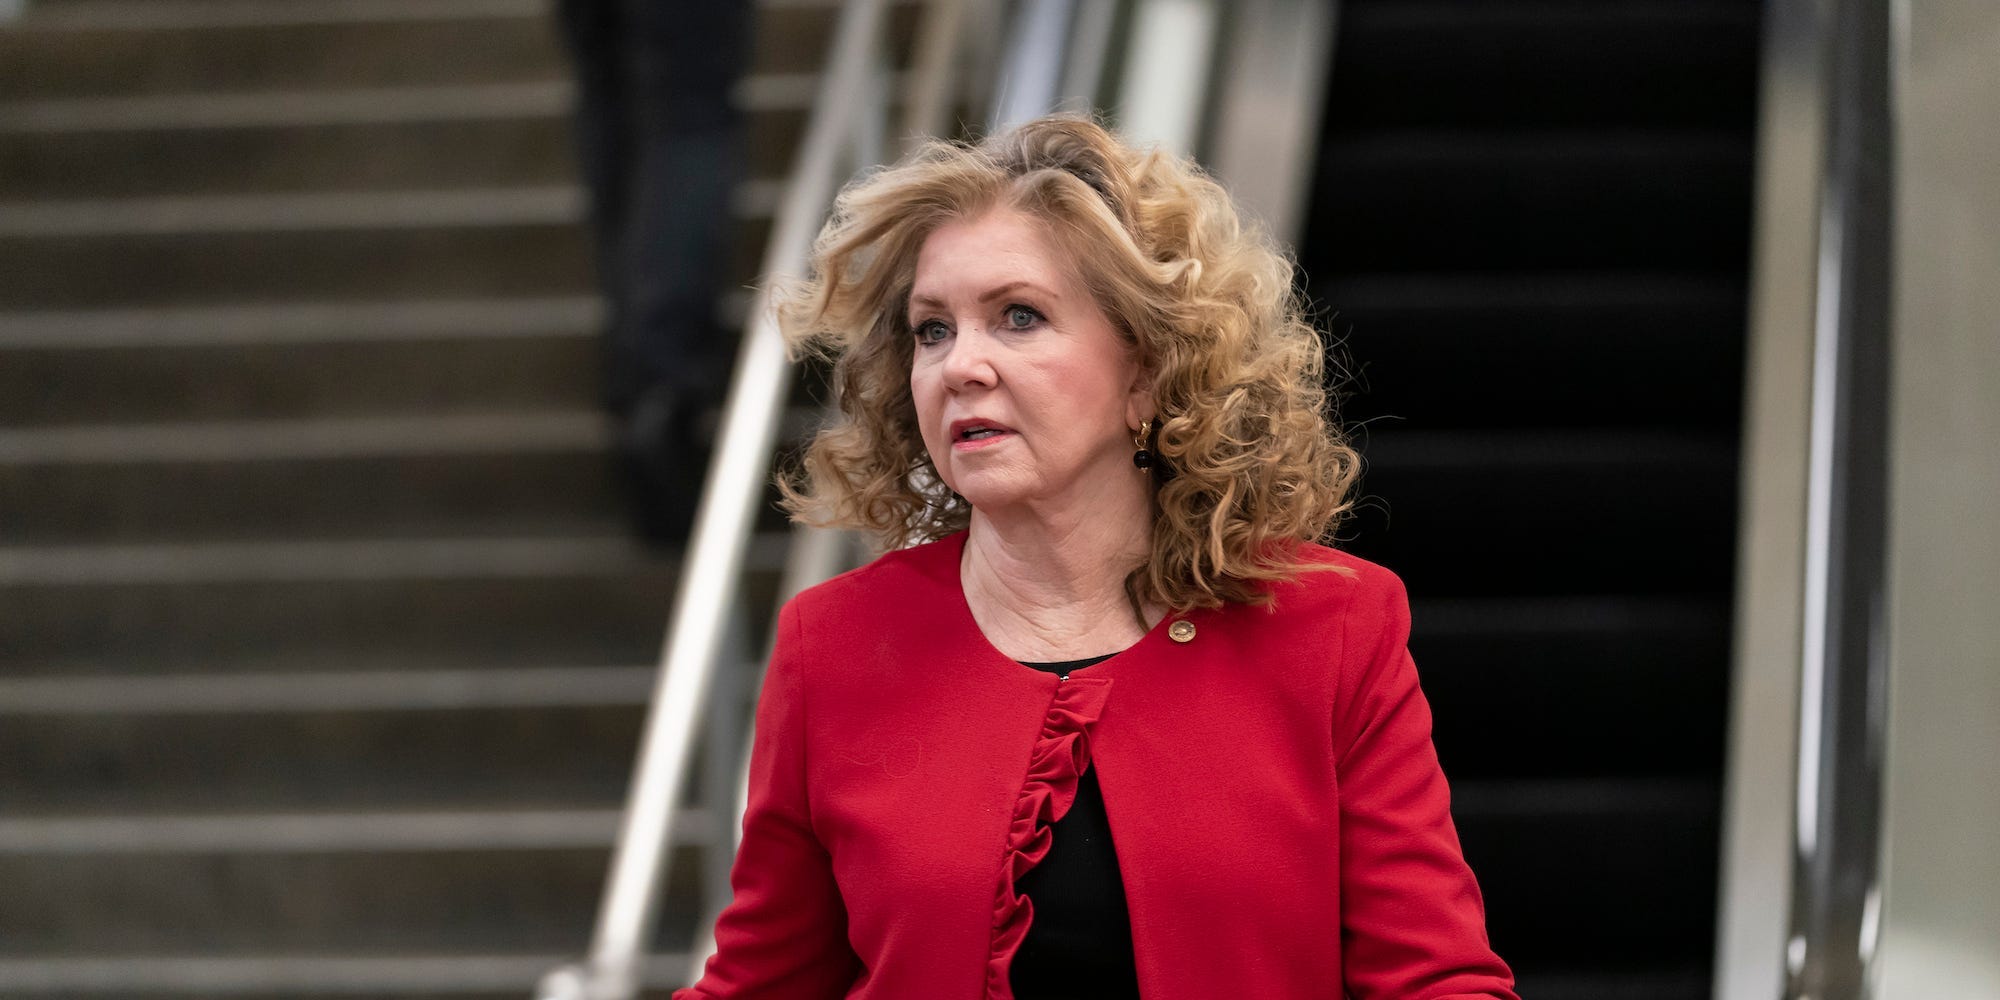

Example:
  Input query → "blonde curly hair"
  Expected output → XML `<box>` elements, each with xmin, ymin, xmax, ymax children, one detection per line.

<box><xmin>777</xmin><ymin>115</ymin><xmax>1360</xmax><ymax>610</ymax></box>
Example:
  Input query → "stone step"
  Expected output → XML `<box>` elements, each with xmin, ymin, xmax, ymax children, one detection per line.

<box><xmin>0</xmin><ymin>328</ymin><xmax>599</xmax><ymax>426</ymax></box>
<box><xmin>0</xmin><ymin>283</ymin><xmax>823</xmax><ymax>436</ymax></box>
<box><xmin>0</xmin><ymin>2</ymin><xmax>913</xmax><ymax>100</ymax></box>
<box><xmin>1345</xmin><ymin>429</ymin><xmax>1740</xmax><ymax>598</ymax></box>
<box><xmin>0</xmin><ymin>414</ymin><xmax>625</xmax><ymax>542</ymax></box>
<box><xmin>0</xmin><ymin>663</ymin><xmax>657</xmax><ymax>714</ymax></box>
<box><xmin>0</xmin><ymin>81</ymin><xmax>572</xmax><ymax>132</ymax></box>
<box><xmin>0</xmin><ymin>534</ymin><xmax>791</xmax><ymax>673</ymax></box>
<box><xmin>1</xmin><ymin>112</ymin><xmax>580</xmax><ymax>199</ymax></box>
<box><xmin>0</xmin><ymin>10</ymin><xmax>567</xmax><ymax>101</ymax></box>
<box><xmin>0</xmin><ymin>660</ymin><xmax>773</xmax><ymax>813</ymax></box>
<box><xmin>0</xmin><ymin>195</ymin><xmax>774</xmax><ymax>309</ymax></box>
<box><xmin>0</xmin><ymin>695</ymin><xmax>650</xmax><ymax>814</ymax></box>
<box><xmin>0</xmin><ymin>296</ymin><xmax>599</xmax><ymax>347</ymax></box>
<box><xmin>0</xmin><ymin>952</ymin><xmax>692</xmax><ymax>999</ymax></box>
<box><xmin>0</xmin><ymin>840</ymin><xmax>707</xmax><ymax>955</ymax></box>
<box><xmin>0</xmin><ymin>103</ymin><xmax>812</xmax><ymax>199</ymax></box>
<box><xmin>0</xmin><ymin>410</ymin><xmax>813</xmax><ymax>543</ymax></box>
<box><xmin>1315</xmin><ymin>271</ymin><xmax>1746</xmax><ymax>432</ymax></box>
<box><xmin>0</xmin><ymin>184</ymin><xmax>587</xmax><ymax>235</ymax></box>
<box><xmin>0</xmin><ymin>806</ymin><xmax>674</xmax><ymax>852</ymax></box>
<box><xmin>0</xmin><ymin>103</ymin><xmax>815</xmax><ymax>199</ymax></box>
<box><xmin>0</xmin><ymin>536</ymin><xmax>682</xmax><ymax>672</ymax></box>
<box><xmin>0</xmin><ymin>211</ymin><xmax>587</xmax><ymax>310</ymax></box>
<box><xmin>0</xmin><ymin>70</ymin><xmax>838</xmax><ymax>132</ymax></box>
<box><xmin>25</xmin><ymin>0</ymin><xmax>550</xmax><ymax>19</ymax></box>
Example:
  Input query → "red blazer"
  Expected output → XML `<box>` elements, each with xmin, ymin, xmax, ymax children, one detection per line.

<box><xmin>678</xmin><ymin>532</ymin><xmax>1516</xmax><ymax>1000</ymax></box>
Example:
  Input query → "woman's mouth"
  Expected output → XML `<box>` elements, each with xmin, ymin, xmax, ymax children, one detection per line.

<box><xmin>951</xmin><ymin>421</ymin><xmax>1014</xmax><ymax>450</ymax></box>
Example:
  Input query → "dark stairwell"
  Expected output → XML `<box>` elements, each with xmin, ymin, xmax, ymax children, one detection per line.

<box><xmin>1298</xmin><ymin>2</ymin><xmax>1762</xmax><ymax>998</ymax></box>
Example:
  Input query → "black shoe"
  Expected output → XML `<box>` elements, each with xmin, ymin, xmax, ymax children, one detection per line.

<box><xmin>614</xmin><ymin>385</ymin><xmax>717</xmax><ymax>550</ymax></box>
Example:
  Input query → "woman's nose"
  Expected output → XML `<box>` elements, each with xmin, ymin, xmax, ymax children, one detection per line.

<box><xmin>940</xmin><ymin>323</ymin><xmax>996</xmax><ymax>388</ymax></box>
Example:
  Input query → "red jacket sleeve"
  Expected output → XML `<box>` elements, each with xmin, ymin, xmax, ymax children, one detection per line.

<box><xmin>1333</xmin><ymin>567</ymin><xmax>1519</xmax><ymax>1000</ymax></box>
<box><xmin>675</xmin><ymin>600</ymin><xmax>861</xmax><ymax>999</ymax></box>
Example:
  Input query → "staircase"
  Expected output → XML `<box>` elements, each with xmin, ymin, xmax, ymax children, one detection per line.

<box><xmin>1300</xmin><ymin>3</ymin><xmax>1761</xmax><ymax>998</ymax></box>
<box><xmin>0</xmin><ymin>0</ymin><xmax>898</xmax><ymax>994</ymax></box>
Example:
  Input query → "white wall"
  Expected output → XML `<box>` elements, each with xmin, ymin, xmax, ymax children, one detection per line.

<box><xmin>1874</xmin><ymin>2</ymin><xmax>2000</xmax><ymax>995</ymax></box>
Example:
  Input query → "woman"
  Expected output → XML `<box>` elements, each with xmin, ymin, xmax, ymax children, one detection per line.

<box><xmin>676</xmin><ymin>116</ymin><xmax>1516</xmax><ymax>1000</ymax></box>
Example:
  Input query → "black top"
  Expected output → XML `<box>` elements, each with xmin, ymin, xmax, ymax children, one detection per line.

<box><xmin>1010</xmin><ymin>654</ymin><xmax>1142</xmax><ymax>1000</ymax></box>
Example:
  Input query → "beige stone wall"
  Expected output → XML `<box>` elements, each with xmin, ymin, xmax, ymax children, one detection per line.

<box><xmin>1875</xmin><ymin>3</ymin><xmax>2000</xmax><ymax>995</ymax></box>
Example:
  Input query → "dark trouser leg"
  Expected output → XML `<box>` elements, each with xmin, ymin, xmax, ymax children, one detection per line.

<box><xmin>556</xmin><ymin>0</ymin><xmax>753</xmax><ymax>543</ymax></box>
<box><xmin>554</xmin><ymin>0</ymin><xmax>632</xmax><ymax>391</ymax></box>
<box><xmin>605</xmin><ymin>0</ymin><xmax>752</xmax><ymax>416</ymax></box>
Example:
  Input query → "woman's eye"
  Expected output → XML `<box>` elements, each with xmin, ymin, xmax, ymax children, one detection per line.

<box><xmin>913</xmin><ymin>320</ymin><xmax>948</xmax><ymax>346</ymax></box>
<box><xmin>1003</xmin><ymin>305</ymin><xmax>1041</xmax><ymax>329</ymax></box>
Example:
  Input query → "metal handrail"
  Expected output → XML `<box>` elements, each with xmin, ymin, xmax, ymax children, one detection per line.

<box><xmin>1714</xmin><ymin>0</ymin><xmax>1896</xmax><ymax>997</ymax></box>
<box><xmin>1784</xmin><ymin>0</ymin><xmax>1894</xmax><ymax>995</ymax></box>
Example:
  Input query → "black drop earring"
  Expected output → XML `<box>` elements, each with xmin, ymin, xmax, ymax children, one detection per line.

<box><xmin>1132</xmin><ymin>419</ymin><xmax>1153</xmax><ymax>471</ymax></box>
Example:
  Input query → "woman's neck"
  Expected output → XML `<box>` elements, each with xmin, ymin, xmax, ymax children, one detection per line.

<box><xmin>961</xmin><ymin>493</ymin><xmax>1160</xmax><ymax>663</ymax></box>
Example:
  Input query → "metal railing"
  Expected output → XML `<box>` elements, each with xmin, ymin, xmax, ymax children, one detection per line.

<box><xmin>1716</xmin><ymin>0</ymin><xmax>1897</xmax><ymax>997</ymax></box>
<box><xmin>1783</xmin><ymin>0</ymin><xmax>1894</xmax><ymax>995</ymax></box>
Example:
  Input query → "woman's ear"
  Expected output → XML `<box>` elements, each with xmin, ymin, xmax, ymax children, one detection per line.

<box><xmin>1125</xmin><ymin>356</ymin><xmax>1157</xmax><ymax>429</ymax></box>
<box><xmin>1125</xmin><ymin>386</ymin><xmax>1156</xmax><ymax>431</ymax></box>
<box><xmin>1121</xmin><ymin>333</ymin><xmax>1157</xmax><ymax>428</ymax></box>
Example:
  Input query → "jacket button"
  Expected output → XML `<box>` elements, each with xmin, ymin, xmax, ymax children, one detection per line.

<box><xmin>1168</xmin><ymin>620</ymin><xmax>1196</xmax><ymax>643</ymax></box>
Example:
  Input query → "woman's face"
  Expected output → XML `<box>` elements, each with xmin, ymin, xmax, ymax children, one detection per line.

<box><xmin>907</xmin><ymin>207</ymin><xmax>1152</xmax><ymax>518</ymax></box>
